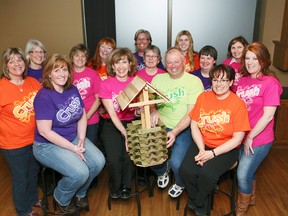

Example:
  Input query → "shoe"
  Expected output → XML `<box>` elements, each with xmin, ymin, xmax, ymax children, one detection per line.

<box><xmin>110</xmin><ymin>189</ymin><xmax>121</xmax><ymax>199</ymax></box>
<box><xmin>27</xmin><ymin>211</ymin><xmax>40</xmax><ymax>216</ymax></box>
<box><xmin>58</xmin><ymin>202</ymin><xmax>77</xmax><ymax>213</ymax></box>
<box><xmin>33</xmin><ymin>200</ymin><xmax>43</xmax><ymax>209</ymax></box>
<box><xmin>157</xmin><ymin>170</ymin><xmax>169</xmax><ymax>188</ymax></box>
<box><xmin>120</xmin><ymin>185</ymin><xmax>131</xmax><ymax>199</ymax></box>
<box><xmin>168</xmin><ymin>184</ymin><xmax>184</xmax><ymax>198</ymax></box>
<box><xmin>75</xmin><ymin>196</ymin><xmax>88</xmax><ymax>208</ymax></box>
<box><xmin>195</xmin><ymin>199</ymin><xmax>209</xmax><ymax>216</ymax></box>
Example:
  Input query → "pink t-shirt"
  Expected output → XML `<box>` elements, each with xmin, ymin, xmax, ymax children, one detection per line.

<box><xmin>235</xmin><ymin>75</ymin><xmax>282</xmax><ymax>147</ymax></box>
<box><xmin>73</xmin><ymin>67</ymin><xmax>101</xmax><ymax>125</ymax></box>
<box><xmin>222</xmin><ymin>58</ymin><xmax>242</xmax><ymax>86</ymax></box>
<box><xmin>137</xmin><ymin>68</ymin><xmax>166</xmax><ymax>83</ymax></box>
<box><xmin>99</xmin><ymin>76</ymin><xmax>135</xmax><ymax>121</ymax></box>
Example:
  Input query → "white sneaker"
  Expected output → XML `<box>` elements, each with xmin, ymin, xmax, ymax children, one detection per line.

<box><xmin>157</xmin><ymin>171</ymin><xmax>169</xmax><ymax>188</ymax></box>
<box><xmin>168</xmin><ymin>184</ymin><xmax>185</xmax><ymax>198</ymax></box>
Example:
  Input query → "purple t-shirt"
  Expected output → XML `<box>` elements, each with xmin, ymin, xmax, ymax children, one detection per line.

<box><xmin>73</xmin><ymin>67</ymin><xmax>101</xmax><ymax>125</ymax></box>
<box><xmin>191</xmin><ymin>69</ymin><xmax>212</xmax><ymax>91</ymax></box>
<box><xmin>34</xmin><ymin>85</ymin><xmax>84</xmax><ymax>143</ymax></box>
<box><xmin>137</xmin><ymin>68</ymin><xmax>166</xmax><ymax>83</ymax></box>
<box><xmin>99</xmin><ymin>76</ymin><xmax>135</xmax><ymax>121</ymax></box>
<box><xmin>27</xmin><ymin>67</ymin><xmax>43</xmax><ymax>83</ymax></box>
<box><xmin>235</xmin><ymin>75</ymin><xmax>282</xmax><ymax>147</ymax></box>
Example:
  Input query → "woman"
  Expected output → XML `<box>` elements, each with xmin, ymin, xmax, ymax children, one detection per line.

<box><xmin>174</xmin><ymin>30</ymin><xmax>200</xmax><ymax>73</ymax></box>
<box><xmin>25</xmin><ymin>39</ymin><xmax>47</xmax><ymax>83</ymax></box>
<box><xmin>87</xmin><ymin>37</ymin><xmax>116</xmax><ymax>81</ymax></box>
<box><xmin>99</xmin><ymin>48</ymin><xmax>137</xmax><ymax>199</ymax></box>
<box><xmin>133</xmin><ymin>29</ymin><xmax>165</xmax><ymax>71</ymax></box>
<box><xmin>0</xmin><ymin>48</ymin><xmax>42</xmax><ymax>216</ymax></box>
<box><xmin>191</xmin><ymin>45</ymin><xmax>217</xmax><ymax>91</ymax></box>
<box><xmin>33</xmin><ymin>54</ymin><xmax>105</xmax><ymax>214</ymax></box>
<box><xmin>137</xmin><ymin>45</ymin><xmax>166</xmax><ymax>83</ymax></box>
<box><xmin>70</xmin><ymin>43</ymin><xmax>102</xmax><ymax>146</ymax></box>
<box><xmin>234</xmin><ymin>42</ymin><xmax>282</xmax><ymax>216</ymax></box>
<box><xmin>222</xmin><ymin>36</ymin><xmax>248</xmax><ymax>86</ymax></box>
<box><xmin>179</xmin><ymin>64</ymin><xmax>250</xmax><ymax>216</ymax></box>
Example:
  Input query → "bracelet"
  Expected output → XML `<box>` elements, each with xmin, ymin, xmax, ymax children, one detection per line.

<box><xmin>212</xmin><ymin>149</ymin><xmax>216</xmax><ymax>157</ymax></box>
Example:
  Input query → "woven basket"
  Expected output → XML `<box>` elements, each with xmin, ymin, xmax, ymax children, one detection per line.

<box><xmin>126</xmin><ymin>120</ymin><xmax>168</xmax><ymax>167</ymax></box>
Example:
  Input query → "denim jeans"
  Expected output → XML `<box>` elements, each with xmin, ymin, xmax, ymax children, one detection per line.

<box><xmin>151</xmin><ymin>127</ymin><xmax>192</xmax><ymax>187</ymax></box>
<box><xmin>1</xmin><ymin>145</ymin><xmax>40</xmax><ymax>216</ymax></box>
<box><xmin>237</xmin><ymin>142</ymin><xmax>272</xmax><ymax>194</ymax></box>
<box><xmin>33</xmin><ymin>137</ymin><xmax>105</xmax><ymax>206</ymax></box>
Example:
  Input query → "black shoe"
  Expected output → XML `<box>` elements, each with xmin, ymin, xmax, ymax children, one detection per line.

<box><xmin>58</xmin><ymin>202</ymin><xmax>77</xmax><ymax>213</ymax></box>
<box><xmin>75</xmin><ymin>196</ymin><xmax>88</xmax><ymax>208</ymax></box>
<box><xmin>121</xmin><ymin>186</ymin><xmax>131</xmax><ymax>199</ymax></box>
<box><xmin>110</xmin><ymin>189</ymin><xmax>121</xmax><ymax>199</ymax></box>
<box><xmin>195</xmin><ymin>199</ymin><xmax>209</xmax><ymax>216</ymax></box>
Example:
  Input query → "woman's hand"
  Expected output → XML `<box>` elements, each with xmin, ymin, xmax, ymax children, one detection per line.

<box><xmin>243</xmin><ymin>136</ymin><xmax>254</xmax><ymax>156</ymax></box>
<box><xmin>73</xmin><ymin>144</ymin><xmax>86</xmax><ymax>162</ymax></box>
<box><xmin>194</xmin><ymin>150</ymin><xmax>214</xmax><ymax>166</ymax></box>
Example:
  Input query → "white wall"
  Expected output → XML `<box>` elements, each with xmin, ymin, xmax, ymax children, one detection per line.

<box><xmin>115</xmin><ymin>0</ymin><xmax>257</xmax><ymax>64</ymax></box>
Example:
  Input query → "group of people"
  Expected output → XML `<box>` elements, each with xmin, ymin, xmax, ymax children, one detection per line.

<box><xmin>0</xmin><ymin>28</ymin><xmax>282</xmax><ymax>216</ymax></box>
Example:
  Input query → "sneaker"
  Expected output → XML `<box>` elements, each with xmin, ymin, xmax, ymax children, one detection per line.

<box><xmin>75</xmin><ymin>196</ymin><xmax>88</xmax><ymax>208</ymax></box>
<box><xmin>33</xmin><ymin>200</ymin><xmax>43</xmax><ymax>209</ymax></box>
<box><xmin>157</xmin><ymin>171</ymin><xmax>169</xmax><ymax>188</ymax></box>
<box><xmin>168</xmin><ymin>184</ymin><xmax>185</xmax><ymax>198</ymax></box>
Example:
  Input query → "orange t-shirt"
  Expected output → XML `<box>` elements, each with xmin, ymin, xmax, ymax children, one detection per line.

<box><xmin>190</xmin><ymin>91</ymin><xmax>250</xmax><ymax>148</ymax></box>
<box><xmin>0</xmin><ymin>77</ymin><xmax>41</xmax><ymax>149</ymax></box>
<box><xmin>184</xmin><ymin>53</ymin><xmax>200</xmax><ymax>73</ymax></box>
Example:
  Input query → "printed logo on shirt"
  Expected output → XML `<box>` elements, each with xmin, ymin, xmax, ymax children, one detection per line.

<box><xmin>13</xmin><ymin>91</ymin><xmax>38</xmax><ymax>122</ymax></box>
<box><xmin>56</xmin><ymin>95</ymin><xmax>83</xmax><ymax>123</ymax></box>
<box><xmin>137</xmin><ymin>62</ymin><xmax>145</xmax><ymax>71</ymax></box>
<box><xmin>112</xmin><ymin>92</ymin><xmax>121</xmax><ymax>113</ymax></box>
<box><xmin>198</xmin><ymin>108</ymin><xmax>231</xmax><ymax>136</ymax></box>
<box><xmin>236</xmin><ymin>84</ymin><xmax>261</xmax><ymax>111</ymax></box>
<box><xmin>73</xmin><ymin>77</ymin><xmax>91</xmax><ymax>100</ymax></box>
<box><xmin>157</xmin><ymin>87</ymin><xmax>185</xmax><ymax>111</ymax></box>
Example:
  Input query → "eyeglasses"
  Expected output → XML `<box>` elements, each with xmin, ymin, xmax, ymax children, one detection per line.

<box><xmin>137</xmin><ymin>38</ymin><xmax>150</xmax><ymax>41</ymax></box>
<box><xmin>212</xmin><ymin>79</ymin><xmax>230</xmax><ymax>84</ymax></box>
<box><xmin>29</xmin><ymin>50</ymin><xmax>46</xmax><ymax>55</ymax></box>
<box><xmin>145</xmin><ymin>55</ymin><xmax>158</xmax><ymax>59</ymax></box>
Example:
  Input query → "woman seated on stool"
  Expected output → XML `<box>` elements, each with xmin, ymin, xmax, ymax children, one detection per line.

<box><xmin>33</xmin><ymin>54</ymin><xmax>105</xmax><ymax>214</ymax></box>
<box><xmin>179</xmin><ymin>64</ymin><xmax>250</xmax><ymax>216</ymax></box>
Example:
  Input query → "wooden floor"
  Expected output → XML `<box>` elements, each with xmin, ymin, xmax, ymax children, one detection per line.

<box><xmin>0</xmin><ymin>146</ymin><xmax>288</xmax><ymax>216</ymax></box>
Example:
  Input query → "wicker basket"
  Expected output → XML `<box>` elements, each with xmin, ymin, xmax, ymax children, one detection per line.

<box><xmin>126</xmin><ymin>120</ymin><xmax>168</xmax><ymax>167</ymax></box>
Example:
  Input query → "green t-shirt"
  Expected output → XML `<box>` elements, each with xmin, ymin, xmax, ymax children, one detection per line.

<box><xmin>151</xmin><ymin>72</ymin><xmax>204</xmax><ymax>128</ymax></box>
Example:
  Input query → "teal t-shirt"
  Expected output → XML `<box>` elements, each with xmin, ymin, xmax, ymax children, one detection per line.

<box><xmin>151</xmin><ymin>72</ymin><xmax>204</xmax><ymax>128</ymax></box>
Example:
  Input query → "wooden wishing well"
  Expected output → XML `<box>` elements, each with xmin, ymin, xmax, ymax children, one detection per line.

<box><xmin>117</xmin><ymin>76</ymin><xmax>170</xmax><ymax>167</ymax></box>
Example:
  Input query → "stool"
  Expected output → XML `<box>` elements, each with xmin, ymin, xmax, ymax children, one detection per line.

<box><xmin>40</xmin><ymin>165</ymin><xmax>87</xmax><ymax>216</ymax></box>
<box><xmin>184</xmin><ymin>161</ymin><xmax>238</xmax><ymax>216</ymax></box>
<box><xmin>107</xmin><ymin>165</ymin><xmax>156</xmax><ymax>216</ymax></box>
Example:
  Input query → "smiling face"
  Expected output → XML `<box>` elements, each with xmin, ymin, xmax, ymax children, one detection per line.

<box><xmin>135</xmin><ymin>33</ymin><xmax>151</xmax><ymax>54</ymax></box>
<box><xmin>99</xmin><ymin>43</ymin><xmax>113</xmax><ymax>61</ymax></box>
<box><xmin>231</xmin><ymin>41</ymin><xmax>245</xmax><ymax>62</ymax></box>
<box><xmin>211</xmin><ymin>72</ymin><xmax>233</xmax><ymax>100</ymax></box>
<box><xmin>29</xmin><ymin>45</ymin><xmax>46</xmax><ymax>68</ymax></box>
<box><xmin>49</xmin><ymin>64</ymin><xmax>69</xmax><ymax>92</ymax></box>
<box><xmin>177</xmin><ymin>35</ymin><xmax>191</xmax><ymax>54</ymax></box>
<box><xmin>144</xmin><ymin>50</ymin><xmax>160</xmax><ymax>68</ymax></box>
<box><xmin>72</xmin><ymin>51</ymin><xmax>87</xmax><ymax>71</ymax></box>
<box><xmin>245</xmin><ymin>50</ymin><xmax>262</xmax><ymax>78</ymax></box>
<box><xmin>112</xmin><ymin>56</ymin><xmax>131</xmax><ymax>81</ymax></box>
<box><xmin>165</xmin><ymin>49</ymin><xmax>185</xmax><ymax>79</ymax></box>
<box><xmin>199</xmin><ymin>54</ymin><xmax>215</xmax><ymax>74</ymax></box>
<box><xmin>7</xmin><ymin>54</ymin><xmax>26</xmax><ymax>79</ymax></box>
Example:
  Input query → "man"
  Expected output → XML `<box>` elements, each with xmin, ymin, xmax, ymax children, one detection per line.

<box><xmin>150</xmin><ymin>47</ymin><xmax>204</xmax><ymax>198</ymax></box>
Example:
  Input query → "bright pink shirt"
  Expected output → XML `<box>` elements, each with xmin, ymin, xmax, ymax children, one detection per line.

<box><xmin>99</xmin><ymin>76</ymin><xmax>135</xmax><ymax>121</ymax></box>
<box><xmin>235</xmin><ymin>75</ymin><xmax>282</xmax><ymax>147</ymax></box>
<box><xmin>222</xmin><ymin>58</ymin><xmax>242</xmax><ymax>86</ymax></box>
<box><xmin>73</xmin><ymin>67</ymin><xmax>101</xmax><ymax>125</ymax></box>
<box><xmin>137</xmin><ymin>68</ymin><xmax>166</xmax><ymax>83</ymax></box>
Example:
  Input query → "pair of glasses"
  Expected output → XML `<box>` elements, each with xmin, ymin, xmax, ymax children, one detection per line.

<box><xmin>137</xmin><ymin>38</ymin><xmax>150</xmax><ymax>41</ymax></box>
<box><xmin>145</xmin><ymin>55</ymin><xmax>158</xmax><ymax>59</ymax></box>
<box><xmin>30</xmin><ymin>50</ymin><xmax>46</xmax><ymax>55</ymax></box>
<box><xmin>212</xmin><ymin>79</ymin><xmax>230</xmax><ymax>84</ymax></box>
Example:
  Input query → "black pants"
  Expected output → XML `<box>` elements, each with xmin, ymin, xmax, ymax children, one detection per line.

<box><xmin>101</xmin><ymin>120</ymin><xmax>134</xmax><ymax>192</ymax></box>
<box><xmin>179</xmin><ymin>142</ymin><xmax>239</xmax><ymax>207</ymax></box>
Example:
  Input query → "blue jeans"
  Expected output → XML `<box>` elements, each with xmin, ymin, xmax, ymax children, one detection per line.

<box><xmin>1</xmin><ymin>145</ymin><xmax>40</xmax><ymax>216</ymax></box>
<box><xmin>237</xmin><ymin>142</ymin><xmax>272</xmax><ymax>194</ymax></box>
<box><xmin>33</xmin><ymin>137</ymin><xmax>105</xmax><ymax>206</ymax></box>
<box><xmin>151</xmin><ymin>127</ymin><xmax>192</xmax><ymax>187</ymax></box>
